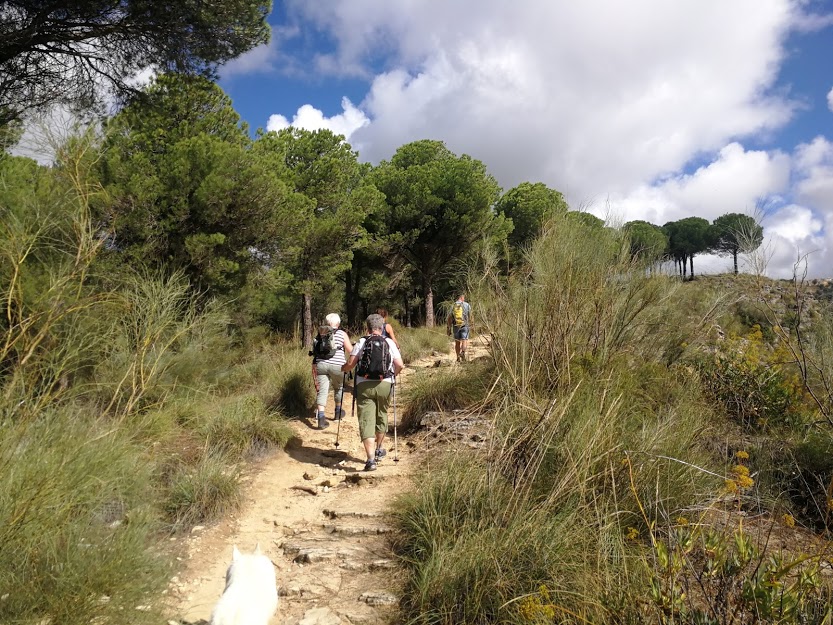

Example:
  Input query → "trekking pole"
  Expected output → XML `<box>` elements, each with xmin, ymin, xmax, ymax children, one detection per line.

<box><xmin>392</xmin><ymin>376</ymin><xmax>399</xmax><ymax>463</ymax></box>
<box><xmin>335</xmin><ymin>372</ymin><xmax>346</xmax><ymax>448</ymax></box>
<box><xmin>350</xmin><ymin>372</ymin><xmax>357</xmax><ymax>434</ymax></box>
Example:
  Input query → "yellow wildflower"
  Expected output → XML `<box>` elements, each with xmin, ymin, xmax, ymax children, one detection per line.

<box><xmin>735</xmin><ymin>450</ymin><xmax>749</xmax><ymax>460</ymax></box>
<box><xmin>732</xmin><ymin>464</ymin><xmax>750</xmax><ymax>477</ymax></box>
<box><xmin>782</xmin><ymin>514</ymin><xmax>795</xmax><ymax>528</ymax></box>
<box><xmin>625</xmin><ymin>527</ymin><xmax>639</xmax><ymax>541</ymax></box>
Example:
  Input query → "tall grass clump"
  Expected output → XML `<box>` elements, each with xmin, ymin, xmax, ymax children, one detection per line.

<box><xmin>394</xmin><ymin>215</ymin><xmax>728</xmax><ymax>624</ymax></box>
<box><xmin>260</xmin><ymin>341</ymin><xmax>316</xmax><ymax>418</ymax></box>
<box><xmin>195</xmin><ymin>394</ymin><xmax>294</xmax><ymax>458</ymax></box>
<box><xmin>0</xmin><ymin>142</ymin><xmax>300</xmax><ymax>621</ymax></box>
<box><xmin>163</xmin><ymin>452</ymin><xmax>242</xmax><ymax>530</ymax></box>
<box><xmin>394</xmin><ymin>452</ymin><xmax>609</xmax><ymax>623</ymax></box>
<box><xmin>0</xmin><ymin>411</ymin><xmax>169</xmax><ymax>625</ymax></box>
<box><xmin>396</xmin><ymin>324</ymin><xmax>451</xmax><ymax>364</ymax></box>
<box><xmin>399</xmin><ymin>360</ymin><xmax>494</xmax><ymax>432</ymax></box>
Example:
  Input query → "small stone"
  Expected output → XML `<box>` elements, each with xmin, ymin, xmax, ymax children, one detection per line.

<box><xmin>359</xmin><ymin>590</ymin><xmax>398</xmax><ymax>606</ymax></box>
<box><xmin>298</xmin><ymin>606</ymin><xmax>342</xmax><ymax>625</ymax></box>
<box><xmin>191</xmin><ymin>525</ymin><xmax>205</xmax><ymax>533</ymax></box>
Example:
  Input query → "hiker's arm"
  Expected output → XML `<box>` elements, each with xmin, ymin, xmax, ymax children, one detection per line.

<box><xmin>386</xmin><ymin>323</ymin><xmax>400</xmax><ymax>348</ymax></box>
<box><xmin>393</xmin><ymin>356</ymin><xmax>404</xmax><ymax>376</ymax></box>
<box><xmin>341</xmin><ymin>354</ymin><xmax>358</xmax><ymax>373</ymax></box>
<box><xmin>342</xmin><ymin>332</ymin><xmax>353</xmax><ymax>356</ymax></box>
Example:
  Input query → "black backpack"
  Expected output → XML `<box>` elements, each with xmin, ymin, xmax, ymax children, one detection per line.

<box><xmin>356</xmin><ymin>335</ymin><xmax>391</xmax><ymax>379</ymax></box>
<box><xmin>312</xmin><ymin>326</ymin><xmax>337</xmax><ymax>360</ymax></box>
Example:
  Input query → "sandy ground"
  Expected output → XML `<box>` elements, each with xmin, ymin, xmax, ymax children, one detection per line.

<box><xmin>167</xmin><ymin>336</ymin><xmax>484</xmax><ymax>625</ymax></box>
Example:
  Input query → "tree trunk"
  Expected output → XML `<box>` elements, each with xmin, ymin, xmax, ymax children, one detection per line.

<box><xmin>302</xmin><ymin>292</ymin><xmax>313</xmax><ymax>349</ymax></box>
<box><xmin>345</xmin><ymin>269</ymin><xmax>354</xmax><ymax>328</ymax></box>
<box><xmin>403</xmin><ymin>292</ymin><xmax>411</xmax><ymax>327</ymax></box>
<box><xmin>424</xmin><ymin>280</ymin><xmax>434</xmax><ymax>328</ymax></box>
<box><xmin>733</xmin><ymin>250</ymin><xmax>738</xmax><ymax>274</ymax></box>
<box><xmin>345</xmin><ymin>254</ymin><xmax>363</xmax><ymax>329</ymax></box>
<box><xmin>689</xmin><ymin>255</ymin><xmax>695</xmax><ymax>280</ymax></box>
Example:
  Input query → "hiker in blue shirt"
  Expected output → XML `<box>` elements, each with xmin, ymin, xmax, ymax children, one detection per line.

<box><xmin>446</xmin><ymin>293</ymin><xmax>472</xmax><ymax>362</ymax></box>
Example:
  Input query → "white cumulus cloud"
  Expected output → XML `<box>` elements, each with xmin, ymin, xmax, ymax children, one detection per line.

<box><xmin>266</xmin><ymin>97</ymin><xmax>369</xmax><ymax>140</ymax></box>
<box><xmin>269</xmin><ymin>0</ymin><xmax>833</xmax><ymax>276</ymax></box>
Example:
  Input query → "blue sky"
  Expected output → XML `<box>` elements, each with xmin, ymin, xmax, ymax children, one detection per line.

<box><xmin>217</xmin><ymin>0</ymin><xmax>833</xmax><ymax>278</ymax></box>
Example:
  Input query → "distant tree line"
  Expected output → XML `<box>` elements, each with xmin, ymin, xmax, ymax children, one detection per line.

<box><xmin>625</xmin><ymin>213</ymin><xmax>763</xmax><ymax>278</ymax></box>
<box><xmin>0</xmin><ymin>73</ymin><xmax>764</xmax><ymax>345</ymax></box>
<box><xmin>0</xmin><ymin>0</ymin><xmax>768</xmax><ymax>344</ymax></box>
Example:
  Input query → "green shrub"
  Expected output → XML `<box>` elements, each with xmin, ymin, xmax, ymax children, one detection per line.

<box><xmin>396</xmin><ymin>325</ymin><xmax>451</xmax><ymax>364</ymax></box>
<box><xmin>399</xmin><ymin>361</ymin><xmax>494</xmax><ymax>432</ymax></box>
<box><xmin>163</xmin><ymin>452</ymin><xmax>241</xmax><ymax>530</ymax></box>
<box><xmin>624</xmin><ymin>517</ymin><xmax>833</xmax><ymax>624</ymax></box>
<box><xmin>197</xmin><ymin>394</ymin><xmax>293</xmax><ymax>459</ymax></box>
<box><xmin>0</xmin><ymin>412</ymin><xmax>169</xmax><ymax>624</ymax></box>
<box><xmin>260</xmin><ymin>342</ymin><xmax>316</xmax><ymax>418</ymax></box>
<box><xmin>394</xmin><ymin>216</ymin><xmax>725</xmax><ymax>624</ymax></box>
<box><xmin>764</xmin><ymin>430</ymin><xmax>833</xmax><ymax>531</ymax></box>
<box><xmin>733</xmin><ymin>299</ymin><xmax>775</xmax><ymax>340</ymax></box>
<box><xmin>698</xmin><ymin>327</ymin><xmax>808</xmax><ymax>431</ymax></box>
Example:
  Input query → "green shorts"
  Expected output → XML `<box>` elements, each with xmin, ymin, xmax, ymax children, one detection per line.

<box><xmin>356</xmin><ymin>380</ymin><xmax>393</xmax><ymax>441</ymax></box>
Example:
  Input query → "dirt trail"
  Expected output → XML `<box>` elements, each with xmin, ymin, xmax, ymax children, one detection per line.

<box><xmin>168</xmin><ymin>337</ymin><xmax>486</xmax><ymax>625</ymax></box>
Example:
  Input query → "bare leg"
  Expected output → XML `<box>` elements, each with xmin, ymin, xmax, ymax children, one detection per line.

<box><xmin>362</xmin><ymin>437</ymin><xmax>375</xmax><ymax>461</ymax></box>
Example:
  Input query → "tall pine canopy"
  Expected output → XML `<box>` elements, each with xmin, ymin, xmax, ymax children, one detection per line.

<box><xmin>371</xmin><ymin>140</ymin><xmax>501</xmax><ymax>327</ymax></box>
<box><xmin>0</xmin><ymin>0</ymin><xmax>271</xmax><ymax>125</ymax></box>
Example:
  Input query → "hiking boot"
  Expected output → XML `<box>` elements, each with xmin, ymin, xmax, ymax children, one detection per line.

<box><xmin>317</xmin><ymin>411</ymin><xmax>329</xmax><ymax>429</ymax></box>
<box><xmin>460</xmin><ymin>350</ymin><xmax>467</xmax><ymax>362</ymax></box>
<box><xmin>375</xmin><ymin>447</ymin><xmax>387</xmax><ymax>460</ymax></box>
<box><xmin>333</xmin><ymin>407</ymin><xmax>346</xmax><ymax>421</ymax></box>
<box><xmin>364</xmin><ymin>459</ymin><xmax>377</xmax><ymax>472</ymax></box>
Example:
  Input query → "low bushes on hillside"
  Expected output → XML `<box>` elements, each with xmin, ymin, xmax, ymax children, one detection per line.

<box><xmin>393</xmin><ymin>216</ymin><xmax>730</xmax><ymax>624</ymax></box>
<box><xmin>0</xmin><ymin>413</ymin><xmax>169</xmax><ymax>625</ymax></box>
<box><xmin>399</xmin><ymin>360</ymin><xmax>494</xmax><ymax>432</ymax></box>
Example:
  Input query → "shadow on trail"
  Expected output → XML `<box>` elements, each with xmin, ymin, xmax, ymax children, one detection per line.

<box><xmin>284</xmin><ymin>436</ymin><xmax>365</xmax><ymax>468</ymax></box>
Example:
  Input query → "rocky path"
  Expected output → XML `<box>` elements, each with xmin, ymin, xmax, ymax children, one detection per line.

<box><xmin>167</xmin><ymin>339</ymin><xmax>476</xmax><ymax>625</ymax></box>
